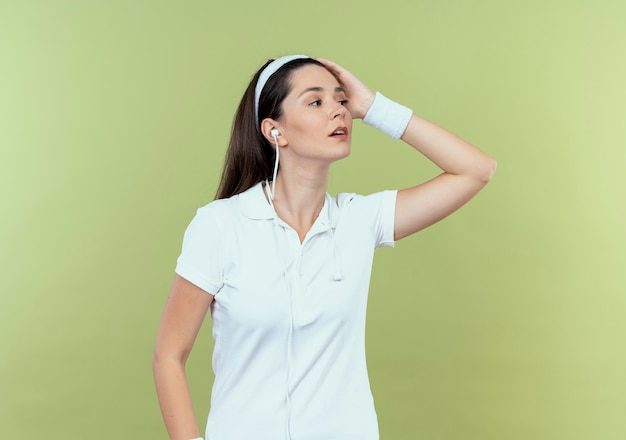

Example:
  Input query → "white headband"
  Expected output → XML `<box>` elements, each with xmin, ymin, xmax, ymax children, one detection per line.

<box><xmin>254</xmin><ymin>54</ymin><xmax>309</xmax><ymax>123</ymax></box>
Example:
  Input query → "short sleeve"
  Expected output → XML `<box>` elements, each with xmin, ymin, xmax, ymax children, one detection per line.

<box><xmin>175</xmin><ymin>205</ymin><xmax>224</xmax><ymax>295</ymax></box>
<box><xmin>337</xmin><ymin>189</ymin><xmax>397</xmax><ymax>249</ymax></box>
<box><xmin>373</xmin><ymin>189</ymin><xmax>397</xmax><ymax>248</ymax></box>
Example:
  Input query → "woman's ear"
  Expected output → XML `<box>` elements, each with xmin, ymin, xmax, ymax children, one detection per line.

<box><xmin>260</xmin><ymin>119</ymin><xmax>286</xmax><ymax>147</ymax></box>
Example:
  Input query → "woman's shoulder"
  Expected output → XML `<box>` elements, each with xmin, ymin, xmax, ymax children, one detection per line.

<box><xmin>186</xmin><ymin>194</ymin><xmax>240</xmax><ymax>232</ymax></box>
<box><xmin>197</xmin><ymin>196</ymin><xmax>236</xmax><ymax>213</ymax></box>
<box><xmin>188</xmin><ymin>200</ymin><xmax>232</xmax><ymax>228</ymax></box>
<box><xmin>334</xmin><ymin>189</ymin><xmax>397</xmax><ymax>210</ymax></box>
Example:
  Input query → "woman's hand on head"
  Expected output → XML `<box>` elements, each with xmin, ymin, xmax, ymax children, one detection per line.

<box><xmin>315</xmin><ymin>58</ymin><xmax>375</xmax><ymax>120</ymax></box>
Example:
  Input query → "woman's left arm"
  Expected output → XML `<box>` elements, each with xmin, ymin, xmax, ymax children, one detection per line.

<box><xmin>393</xmin><ymin>114</ymin><xmax>497</xmax><ymax>240</ymax></box>
<box><xmin>317</xmin><ymin>57</ymin><xmax>497</xmax><ymax>240</ymax></box>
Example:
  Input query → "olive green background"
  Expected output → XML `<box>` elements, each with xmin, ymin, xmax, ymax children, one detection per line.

<box><xmin>1</xmin><ymin>1</ymin><xmax>625</xmax><ymax>439</ymax></box>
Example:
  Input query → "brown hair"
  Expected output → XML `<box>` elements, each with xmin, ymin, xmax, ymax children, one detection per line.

<box><xmin>215</xmin><ymin>57</ymin><xmax>325</xmax><ymax>199</ymax></box>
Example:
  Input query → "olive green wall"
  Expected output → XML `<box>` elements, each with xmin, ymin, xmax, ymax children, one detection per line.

<box><xmin>1</xmin><ymin>1</ymin><xmax>625</xmax><ymax>438</ymax></box>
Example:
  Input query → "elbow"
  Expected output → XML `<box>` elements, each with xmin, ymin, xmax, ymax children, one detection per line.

<box><xmin>152</xmin><ymin>350</ymin><xmax>161</xmax><ymax>369</ymax></box>
<box><xmin>486</xmin><ymin>158</ymin><xmax>498</xmax><ymax>182</ymax></box>
<box><xmin>477</xmin><ymin>157</ymin><xmax>497</xmax><ymax>184</ymax></box>
<box><xmin>152</xmin><ymin>347</ymin><xmax>190</xmax><ymax>373</ymax></box>
<box><xmin>152</xmin><ymin>350</ymin><xmax>164</xmax><ymax>375</ymax></box>
<box><xmin>152</xmin><ymin>351</ymin><xmax>189</xmax><ymax>384</ymax></box>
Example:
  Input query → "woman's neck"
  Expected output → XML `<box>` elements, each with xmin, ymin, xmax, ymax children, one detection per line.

<box><xmin>270</xmin><ymin>165</ymin><xmax>329</xmax><ymax>242</ymax></box>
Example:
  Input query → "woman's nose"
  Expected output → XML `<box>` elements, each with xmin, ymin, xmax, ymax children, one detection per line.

<box><xmin>331</xmin><ymin>103</ymin><xmax>346</xmax><ymax>119</ymax></box>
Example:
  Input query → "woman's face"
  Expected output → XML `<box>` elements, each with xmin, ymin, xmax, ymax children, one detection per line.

<box><xmin>275</xmin><ymin>64</ymin><xmax>353</xmax><ymax>165</ymax></box>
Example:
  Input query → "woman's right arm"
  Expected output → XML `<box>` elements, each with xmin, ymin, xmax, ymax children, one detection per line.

<box><xmin>153</xmin><ymin>274</ymin><xmax>214</xmax><ymax>440</ymax></box>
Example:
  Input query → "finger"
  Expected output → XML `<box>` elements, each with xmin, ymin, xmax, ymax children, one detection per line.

<box><xmin>315</xmin><ymin>57</ymin><xmax>348</xmax><ymax>79</ymax></box>
<box><xmin>314</xmin><ymin>57</ymin><xmax>374</xmax><ymax>118</ymax></box>
<box><xmin>314</xmin><ymin>57</ymin><xmax>336</xmax><ymax>69</ymax></box>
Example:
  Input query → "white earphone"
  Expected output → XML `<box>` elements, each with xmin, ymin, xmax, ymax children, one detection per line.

<box><xmin>268</xmin><ymin>129</ymin><xmax>280</xmax><ymax>201</ymax></box>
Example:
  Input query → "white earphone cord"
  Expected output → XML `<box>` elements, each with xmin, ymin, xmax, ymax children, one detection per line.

<box><xmin>270</xmin><ymin>131</ymin><xmax>280</xmax><ymax>200</ymax></box>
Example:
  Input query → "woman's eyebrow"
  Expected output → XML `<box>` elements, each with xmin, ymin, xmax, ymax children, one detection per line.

<box><xmin>297</xmin><ymin>86</ymin><xmax>346</xmax><ymax>98</ymax></box>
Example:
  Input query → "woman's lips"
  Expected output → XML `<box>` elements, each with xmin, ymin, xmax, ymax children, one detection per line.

<box><xmin>329</xmin><ymin>126</ymin><xmax>348</xmax><ymax>138</ymax></box>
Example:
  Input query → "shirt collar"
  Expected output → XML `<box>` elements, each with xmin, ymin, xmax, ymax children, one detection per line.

<box><xmin>238</xmin><ymin>181</ymin><xmax>274</xmax><ymax>220</ymax></box>
<box><xmin>238</xmin><ymin>181</ymin><xmax>340</xmax><ymax>230</ymax></box>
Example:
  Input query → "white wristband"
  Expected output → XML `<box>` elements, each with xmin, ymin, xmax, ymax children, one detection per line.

<box><xmin>362</xmin><ymin>92</ymin><xmax>413</xmax><ymax>140</ymax></box>
<box><xmin>188</xmin><ymin>438</ymin><xmax>203</xmax><ymax>440</ymax></box>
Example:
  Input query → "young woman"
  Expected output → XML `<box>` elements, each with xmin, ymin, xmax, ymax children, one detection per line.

<box><xmin>153</xmin><ymin>55</ymin><xmax>496</xmax><ymax>440</ymax></box>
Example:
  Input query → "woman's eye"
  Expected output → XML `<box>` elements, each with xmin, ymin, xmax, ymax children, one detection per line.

<box><xmin>309</xmin><ymin>100</ymin><xmax>322</xmax><ymax>107</ymax></box>
<box><xmin>339</xmin><ymin>99</ymin><xmax>348</xmax><ymax>106</ymax></box>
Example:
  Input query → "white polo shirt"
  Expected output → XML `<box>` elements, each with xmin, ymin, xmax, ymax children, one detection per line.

<box><xmin>175</xmin><ymin>181</ymin><xmax>397</xmax><ymax>440</ymax></box>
